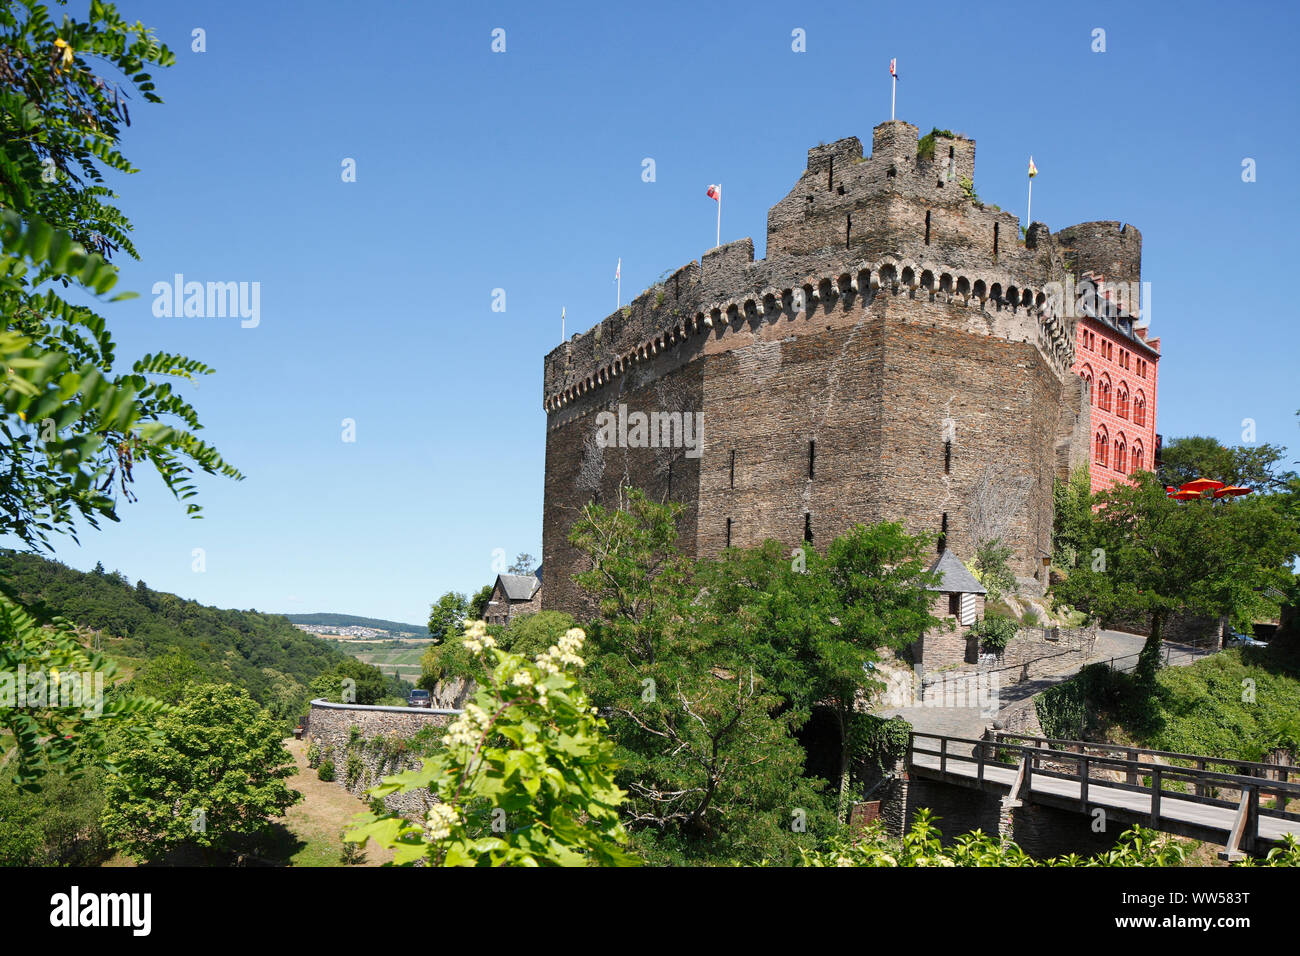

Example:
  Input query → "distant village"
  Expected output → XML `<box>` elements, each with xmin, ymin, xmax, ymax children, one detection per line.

<box><xmin>291</xmin><ymin>623</ymin><xmax>423</xmax><ymax>641</ymax></box>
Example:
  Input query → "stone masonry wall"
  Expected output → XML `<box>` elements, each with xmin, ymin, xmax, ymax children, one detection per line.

<box><xmin>305</xmin><ymin>699</ymin><xmax>458</xmax><ymax>819</ymax></box>
<box><xmin>920</xmin><ymin>626</ymin><xmax>1097</xmax><ymax>701</ymax></box>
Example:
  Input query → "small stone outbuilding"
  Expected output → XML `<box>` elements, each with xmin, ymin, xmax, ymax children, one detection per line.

<box><xmin>915</xmin><ymin>551</ymin><xmax>986</xmax><ymax>672</ymax></box>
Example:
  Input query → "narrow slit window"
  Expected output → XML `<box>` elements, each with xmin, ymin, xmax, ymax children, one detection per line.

<box><xmin>939</xmin><ymin>513</ymin><xmax>948</xmax><ymax>552</ymax></box>
<box><xmin>808</xmin><ymin>440</ymin><xmax>816</xmax><ymax>479</ymax></box>
<box><xmin>925</xmin><ymin>210</ymin><xmax>931</xmax><ymax>245</ymax></box>
<box><xmin>846</xmin><ymin>214</ymin><xmax>851</xmax><ymax>249</ymax></box>
<box><xmin>729</xmin><ymin>449</ymin><xmax>735</xmax><ymax>489</ymax></box>
<box><xmin>944</xmin><ymin>439</ymin><xmax>951</xmax><ymax>474</ymax></box>
<box><xmin>993</xmin><ymin>223</ymin><xmax>999</xmax><ymax>256</ymax></box>
<box><xmin>804</xmin><ymin>512</ymin><xmax>813</xmax><ymax>543</ymax></box>
<box><xmin>725</xmin><ymin>517</ymin><xmax>733</xmax><ymax>548</ymax></box>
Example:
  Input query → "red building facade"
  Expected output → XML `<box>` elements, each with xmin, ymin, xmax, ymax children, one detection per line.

<box><xmin>1070</xmin><ymin>275</ymin><xmax>1160</xmax><ymax>495</ymax></box>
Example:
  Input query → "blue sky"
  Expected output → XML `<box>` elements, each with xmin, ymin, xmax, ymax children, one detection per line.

<box><xmin>29</xmin><ymin>0</ymin><xmax>1300</xmax><ymax>625</ymax></box>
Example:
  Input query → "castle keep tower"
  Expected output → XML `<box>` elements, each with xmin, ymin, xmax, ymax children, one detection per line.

<box><xmin>540</xmin><ymin>120</ymin><xmax>1117</xmax><ymax>616</ymax></box>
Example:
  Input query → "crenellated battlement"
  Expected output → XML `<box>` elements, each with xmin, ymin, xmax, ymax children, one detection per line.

<box><xmin>543</xmin><ymin>119</ymin><xmax>1110</xmax><ymax>419</ymax></box>
<box><xmin>542</xmin><ymin>251</ymin><xmax>1077</xmax><ymax>426</ymax></box>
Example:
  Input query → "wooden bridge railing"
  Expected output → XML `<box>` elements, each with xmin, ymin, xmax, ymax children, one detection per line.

<box><xmin>908</xmin><ymin>731</ymin><xmax>1300</xmax><ymax>855</ymax></box>
<box><xmin>992</xmin><ymin>731</ymin><xmax>1297</xmax><ymax>795</ymax></box>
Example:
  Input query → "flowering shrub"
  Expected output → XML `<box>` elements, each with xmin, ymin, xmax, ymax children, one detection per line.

<box><xmin>346</xmin><ymin>622</ymin><xmax>638</xmax><ymax>866</ymax></box>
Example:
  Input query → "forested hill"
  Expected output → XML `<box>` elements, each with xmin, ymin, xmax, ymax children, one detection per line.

<box><xmin>0</xmin><ymin>550</ymin><xmax>346</xmax><ymax>720</ymax></box>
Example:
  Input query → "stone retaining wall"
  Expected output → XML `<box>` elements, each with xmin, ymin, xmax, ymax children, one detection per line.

<box><xmin>922</xmin><ymin>626</ymin><xmax>1096</xmax><ymax>701</ymax></box>
<box><xmin>304</xmin><ymin>699</ymin><xmax>460</xmax><ymax>818</ymax></box>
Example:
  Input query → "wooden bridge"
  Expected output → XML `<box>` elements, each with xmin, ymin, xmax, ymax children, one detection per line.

<box><xmin>908</xmin><ymin>731</ymin><xmax>1300</xmax><ymax>859</ymax></box>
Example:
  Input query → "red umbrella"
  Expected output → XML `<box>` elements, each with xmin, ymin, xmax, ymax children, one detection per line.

<box><xmin>1170</xmin><ymin>490</ymin><xmax>1202</xmax><ymax>500</ymax></box>
<box><xmin>1180</xmin><ymin>477</ymin><xmax>1225</xmax><ymax>494</ymax></box>
<box><xmin>1213</xmin><ymin>485</ymin><xmax>1253</xmax><ymax>498</ymax></box>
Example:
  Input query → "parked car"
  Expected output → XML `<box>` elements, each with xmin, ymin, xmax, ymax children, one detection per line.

<box><xmin>407</xmin><ymin>688</ymin><xmax>432</xmax><ymax>708</ymax></box>
<box><xmin>1226</xmin><ymin>630</ymin><xmax>1266</xmax><ymax>648</ymax></box>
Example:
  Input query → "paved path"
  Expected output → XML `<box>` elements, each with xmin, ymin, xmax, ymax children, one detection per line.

<box><xmin>876</xmin><ymin>630</ymin><xmax>1218</xmax><ymax>742</ymax></box>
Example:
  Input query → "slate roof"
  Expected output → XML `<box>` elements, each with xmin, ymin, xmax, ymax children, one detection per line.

<box><xmin>498</xmin><ymin>573</ymin><xmax>542</xmax><ymax>601</ymax></box>
<box><xmin>925</xmin><ymin>550</ymin><xmax>987</xmax><ymax>595</ymax></box>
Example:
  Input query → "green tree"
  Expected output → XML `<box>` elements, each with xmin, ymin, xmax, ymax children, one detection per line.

<box><xmin>310</xmin><ymin>657</ymin><xmax>386</xmax><ymax>705</ymax></box>
<box><xmin>568</xmin><ymin>488</ymin><xmax>836</xmax><ymax>863</ymax></box>
<box><xmin>0</xmin><ymin>2</ymin><xmax>241</xmax><ymax>783</ymax></box>
<box><xmin>0</xmin><ymin>584</ymin><xmax>168</xmax><ymax>787</ymax></box>
<box><xmin>0</xmin><ymin>757</ymin><xmax>108</xmax><ymax>865</ymax></box>
<box><xmin>102</xmin><ymin>683</ymin><xmax>300</xmax><ymax>862</ymax></box>
<box><xmin>1157</xmin><ymin>435</ymin><xmax>1295</xmax><ymax>493</ymax></box>
<box><xmin>1052</xmin><ymin>466</ymin><xmax>1093</xmax><ymax>570</ymax></box>
<box><xmin>507</xmin><ymin>552</ymin><xmax>536</xmax><ymax>575</ymax></box>
<box><xmin>427</xmin><ymin>590</ymin><xmax>468</xmax><ymax>643</ymax></box>
<box><xmin>700</xmin><ymin>524</ymin><xmax>940</xmax><ymax>818</ymax></box>
<box><xmin>467</xmin><ymin>583</ymin><xmax>493</xmax><ymax>620</ymax></box>
<box><xmin>130</xmin><ymin>648</ymin><xmax>206</xmax><ymax>704</ymax></box>
<box><xmin>1055</xmin><ymin>472</ymin><xmax>1299</xmax><ymax>684</ymax></box>
<box><xmin>347</xmin><ymin>622</ymin><xmax>637</xmax><ymax>867</ymax></box>
<box><xmin>0</xmin><ymin>2</ymin><xmax>242</xmax><ymax>549</ymax></box>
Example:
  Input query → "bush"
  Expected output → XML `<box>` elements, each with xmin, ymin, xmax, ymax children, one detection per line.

<box><xmin>971</xmin><ymin>612</ymin><xmax>1019</xmax><ymax>653</ymax></box>
<box><xmin>317</xmin><ymin>759</ymin><xmax>335</xmax><ymax>782</ymax></box>
<box><xmin>345</xmin><ymin>754</ymin><xmax>364</xmax><ymax>789</ymax></box>
<box><xmin>972</xmin><ymin>539</ymin><xmax>1016</xmax><ymax>602</ymax></box>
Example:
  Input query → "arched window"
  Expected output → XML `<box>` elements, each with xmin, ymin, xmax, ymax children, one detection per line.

<box><xmin>1094</xmin><ymin>428</ymin><xmax>1109</xmax><ymax>466</ymax></box>
<box><xmin>1132</xmin><ymin>441</ymin><xmax>1144</xmax><ymax>473</ymax></box>
<box><xmin>1116</xmin><ymin>383</ymin><xmax>1129</xmax><ymax>419</ymax></box>
<box><xmin>1080</xmin><ymin>364</ymin><xmax>1094</xmax><ymax>403</ymax></box>
<box><xmin>1114</xmin><ymin>436</ymin><xmax>1127</xmax><ymax>473</ymax></box>
<box><xmin>1133</xmin><ymin>391</ymin><xmax>1146</xmax><ymax>427</ymax></box>
<box><xmin>1098</xmin><ymin>374</ymin><xmax>1112</xmax><ymax>412</ymax></box>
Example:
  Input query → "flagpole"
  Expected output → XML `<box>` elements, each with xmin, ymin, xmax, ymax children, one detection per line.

<box><xmin>716</xmin><ymin>184</ymin><xmax>722</xmax><ymax>248</ymax></box>
<box><xmin>561</xmin><ymin>307</ymin><xmax>565</xmax><ymax>343</ymax></box>
<box><xmin>1026</xmin><ymin>178</ymin><xmax>1032</xmax><ymax>227</ymax></box>
<box><xmin>891</xmin><ymin>73</ymin><xmax>896</xmax><ymax>121</ymax></box>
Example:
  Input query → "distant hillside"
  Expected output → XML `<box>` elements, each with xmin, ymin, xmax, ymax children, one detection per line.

<box><xmin>0</xmin><ymin>550</ymin><xmax>347</xmax><ymax>722</ymax></box>
<box><xmin>284</xmin><ymin>612</ymin><xmax>425</xmax><ymax>634</ymax></box>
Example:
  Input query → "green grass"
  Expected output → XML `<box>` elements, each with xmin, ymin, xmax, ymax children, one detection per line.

<box><xmin>1094</xmin><ymin>647</ymin><xmax>1300</xmax><ymax>762</ymax></box>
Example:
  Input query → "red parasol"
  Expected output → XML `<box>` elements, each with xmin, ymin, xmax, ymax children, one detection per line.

<box><xmin>1213</xmin><ymin>486</ymin><xmax>1253</xmax><ymax>498</ymax></box>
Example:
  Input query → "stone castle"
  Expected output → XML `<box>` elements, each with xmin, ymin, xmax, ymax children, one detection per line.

<box><xmin>539</xmin><ymin>119</ymin><xmax>1152</xmax><ymax>617</ymax></box>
